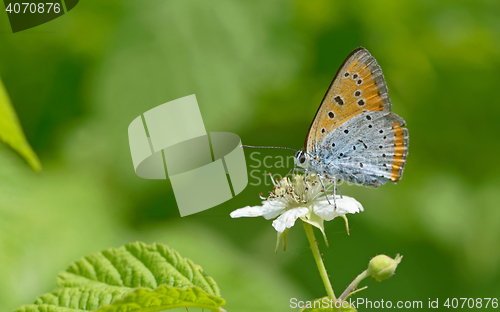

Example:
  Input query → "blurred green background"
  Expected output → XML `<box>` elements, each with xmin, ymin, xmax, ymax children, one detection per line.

<box><xmin>1</xmin><ymin>0</ymin><xmax>500</xmax><ymax>311</ymax></box>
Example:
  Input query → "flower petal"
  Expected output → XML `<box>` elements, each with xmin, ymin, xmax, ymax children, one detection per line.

<box><xmin>272</xmin><ymin>207</ymin><xmax>309</xmax><ymax>233</ymax></box>
<box><xmin>314</xmin><ymin>195</ymin><xmax>364</xmax><ymax>221</ymax></box>
<box><xmin>230</xmin><ymin>201</ymin><xmax>285</xmax><ymax>220</ymax></box>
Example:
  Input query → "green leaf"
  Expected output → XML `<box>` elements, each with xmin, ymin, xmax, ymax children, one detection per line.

<box><xmin>0</xmin><ymin>77</ymin><xmax>41</xmax><ymax>172</ymax></box>
<box><xmin>300</xmin><ymin>297</ymin><xmax>357</xmax><ymax>312</ymax></box>
<box><xmin>98</xmin><ymin>285</ymin><xmax>225</xmax><ymax>312</ymax></box>
<box><xmin>13</xmin><ymin>242</ymin><xmax>225</xmax><ymax>312</ymax></box>
<box><xmin>15</xmin><ymin>287</ymin><xmax>129</xmax><ymax>312</ymax></box>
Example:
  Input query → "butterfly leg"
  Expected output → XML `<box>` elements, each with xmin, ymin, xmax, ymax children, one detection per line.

<box><xmin>317</xmin><ymin>174</ymin><xmax>333</xmax><ymax>206</ymax></box>
<box><xmin>337</xmin><ymin>181</ymin><xmax>343</xmax><ymax>199</ymax></box>
<box><xmin>333</xmin><ymin>178</ymin><xmax>338</xmax><ymax>211</ymax></box>
<box><xmin>290</xmin><ymin>166</ymin><xmax>306</xmax><ymax>181</ymax></box>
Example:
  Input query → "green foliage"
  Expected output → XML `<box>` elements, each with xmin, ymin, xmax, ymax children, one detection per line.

<box><xmin>98</xmin><ymin>285</ymin><xmax>225</xmax><ymax>312</ymax></box>
<box><xmin>0</xmin><ymin>77</ymin><xmax>41</xmax><ymax>172</ymax></box>
<box><xmin>1</xmin><ymin>0</ymin><xmax>500</xmax><ymax>310</ymax></box>
<box><xmin>13</xmin><ymin>242</ymin><xmax>225</xmax><ymax>312</ymax></box>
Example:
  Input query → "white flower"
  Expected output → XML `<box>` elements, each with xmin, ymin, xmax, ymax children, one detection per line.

<box><xmin>230</xmin><ymin>174</ymin><xmax>363</xmax><ymax>251</ymax></box>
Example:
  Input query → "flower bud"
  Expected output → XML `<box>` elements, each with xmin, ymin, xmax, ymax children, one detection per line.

<box><xmin>367</xmin><ymin>254</ymin><xmax>402</xmax><ymax>282</ymax></box>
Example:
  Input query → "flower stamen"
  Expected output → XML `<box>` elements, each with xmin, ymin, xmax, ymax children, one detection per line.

<box><xmin>230</xmin><ymin>174</ymin><xmax>363</xmax><ymax>250</ymax></box>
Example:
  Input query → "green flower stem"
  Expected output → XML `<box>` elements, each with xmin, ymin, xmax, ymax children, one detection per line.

<box><xmin>303</xmin><ymin>222</ymin><xmax>336</xmax><ymax>301</ymax></box>
<box><xmin>339</xmin><ymin>269</ymin><xmax>369</xmax><ymax>301</ymax></box>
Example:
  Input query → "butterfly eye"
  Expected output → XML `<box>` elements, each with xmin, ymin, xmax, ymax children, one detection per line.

<box><xmin>299</xmin><ymin>153</ymin><xmax>306</xmax><ymax>164</ymax></box>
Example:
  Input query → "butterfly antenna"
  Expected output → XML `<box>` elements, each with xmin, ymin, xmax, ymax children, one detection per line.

<box><xmin>240</xmin><ymin>145</ymin><xmax>298</xmax><ymax>153</ymax></box>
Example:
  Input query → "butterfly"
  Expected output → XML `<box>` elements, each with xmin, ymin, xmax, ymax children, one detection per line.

<box><xmin>293</xmin><ymin>47</ymin><xmax>409</xmax><ymax>187</ymax></box>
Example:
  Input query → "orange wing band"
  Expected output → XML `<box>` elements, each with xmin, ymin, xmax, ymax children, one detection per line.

<box><xmin>391</xmin><ymin>121</ymin><xmax>408</xmax><ymax>182</ymax></box>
